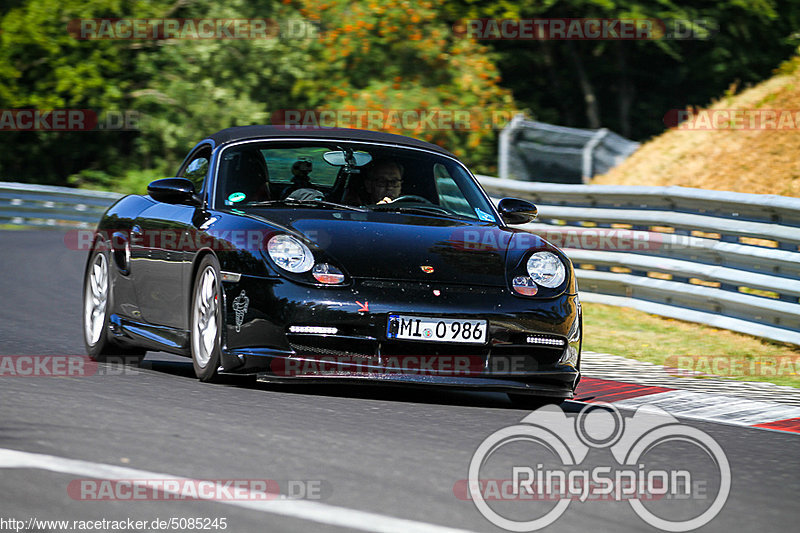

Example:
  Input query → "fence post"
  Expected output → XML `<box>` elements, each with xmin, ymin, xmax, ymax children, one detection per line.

<box><xmin>498</xmin><ymin>113</ymin><xmax>525</xmax><ymax>180</ymax></box>
<box><xmin>582</xmin><ymin>128</ymin><xmax>608</xmax><ymax>183</ymax></box>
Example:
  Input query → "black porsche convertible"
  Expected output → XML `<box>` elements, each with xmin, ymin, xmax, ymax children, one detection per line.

<box><xmin>82</xmin><ymin>126</ymin><xmax>582</xmax><ymax>402</ymax></box>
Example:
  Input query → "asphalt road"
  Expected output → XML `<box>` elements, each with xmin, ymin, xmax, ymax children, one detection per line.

<box><xmin>0</xmin><ymin>230</ymin><xmax>797</xmax><ymax>533</ymax></box>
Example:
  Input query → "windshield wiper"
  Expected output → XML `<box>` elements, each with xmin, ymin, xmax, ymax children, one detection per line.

<box><xmin>370</xmin><ymin>204</ymin><xmax>468</xmax><ymax>219</ymax></box>
<box><xmin>247</xmin><ymin>198</ymin><xmax>368</xmax><ymax>212</ymax></box>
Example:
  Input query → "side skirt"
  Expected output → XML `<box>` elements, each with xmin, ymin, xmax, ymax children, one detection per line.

<box><xmin>108</xmin><ymin>314</ymin><xmax>190</xmax><ymax>356</ymax></box>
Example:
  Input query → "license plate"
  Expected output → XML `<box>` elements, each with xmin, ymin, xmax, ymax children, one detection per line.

<box><xmin>387</xmin><ymin>315</ymin><xmax>488</xmax><ymax>344</ymax></box>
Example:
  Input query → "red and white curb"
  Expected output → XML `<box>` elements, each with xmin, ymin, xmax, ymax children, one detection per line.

<box><xmin>580</xmin><ymin>351</ymin><xmax>800</xmax><ymax>405</ymax></box>
<box><xmin>574</xmin><ymin>377</ymin><xmax>800</xmax><ymax>434</ymax></box>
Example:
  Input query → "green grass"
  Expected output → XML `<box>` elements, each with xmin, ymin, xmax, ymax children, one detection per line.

<box><xmin>0</xmin><ymin>224</ymin><xmax>35</xmax><ymax>230</ymax></box>
<box><xmin>582</xmin><ymin>302</ymin><xmax>800</xmax><ymax>388</ymax></box>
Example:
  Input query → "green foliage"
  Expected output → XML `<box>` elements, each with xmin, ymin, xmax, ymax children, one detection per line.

<box><xmin>67</xmin><ymin>168</ymin><xmax>161</xmax><ymax>194</ymax></box>
<box><xmin>0</xmin><ymin>0</ymin><xmax>169</xmax><ymax>184</ymax></box>
<box><xmin>0</xmin><ymin>0</ymin><xmax>514</xmax><ymax>188</ymax></box>
<box><xmin>1</xmin><ymin>0</ymin><xmax>798</xmax><ymax>191</ymax></box>
<box><xmin>775</xmin><ymin>46</ymin><xmax>800</xmax><ymax>75</ymax></box>
<box><xmin>288</xmin><ymin>0</ymin><xmax>516</xmax><ymax>172</ymax></box>
<box><xmin>440</xmin><ymin>0</ymin><xmax>800</xmax><ymax>139</ymax></box>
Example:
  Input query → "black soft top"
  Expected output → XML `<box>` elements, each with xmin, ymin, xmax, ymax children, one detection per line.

<box><xmin>205</xmin><ymin>125</ymin><xmax>454</xmax><ymax>156</ymax></box>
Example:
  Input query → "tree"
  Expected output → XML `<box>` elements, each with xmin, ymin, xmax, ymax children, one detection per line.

<box><xmin>285</xmin><ymin>0</ymin><xmax>517</xmax><ymax>173</ymax></box>
<box><xmin>0</xmin><ymin>0</ymin><xmax>517</xmax><ymax>187</ymax></box>
<box><xmin>439</xmin><ymin>0</ymin><xmax>800</xmax><ymax>141</ymax></box>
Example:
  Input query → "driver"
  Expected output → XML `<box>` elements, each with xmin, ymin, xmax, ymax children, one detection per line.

<box><xmin>365</xmin><ymin>159</ymin><xmax>403</xmax><ymax>204</ymax></box>
<box><xmin>345</xmin><ymin>158</ymin><xmax>403</xmax><ymax>205</ymax></box>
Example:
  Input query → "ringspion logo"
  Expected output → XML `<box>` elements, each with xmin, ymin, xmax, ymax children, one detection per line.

<box><xmin>462</xmin><ymin>403</ymin><xmax>730</xmax><ymax>531</ymax></box>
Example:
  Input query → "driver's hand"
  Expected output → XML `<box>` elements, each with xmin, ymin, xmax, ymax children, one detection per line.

<box><xmin>377</xmin><ymin>196</ymin><xmax>393</xmax><ymax>204</ymax></box>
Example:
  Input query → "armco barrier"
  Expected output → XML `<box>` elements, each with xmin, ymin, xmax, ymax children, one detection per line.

<box><xmin>0</xmin><ymin>182</ymin><xmax>121</xmax><ymax>228</ymax></box>
<box><xmin>3</xmin><ymin>179</ymin><xmax>799</xmax><ymax>345</ymax></box>
<box><xmin>476</xmin><ymin>175</ymin><xmax>800</xmax><ymax>346</ymax></box>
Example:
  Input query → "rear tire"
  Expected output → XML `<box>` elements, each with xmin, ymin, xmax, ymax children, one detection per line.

<box><xmin>190</xmin><ymin>255</ymin><xmax>223</xmax><ymax>382</ymax></box>
<box><xmin>82</xmin><ymin>245</ymin><xmax>146</xmax><ymax>365</ymax></box>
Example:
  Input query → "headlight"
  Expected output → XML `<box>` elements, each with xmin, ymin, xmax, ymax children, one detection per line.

<box><xmin>526</xmin><ymin>251</ymin><xmax>565</xmax><ymax>288</ymax></box>
<box><xmin>312</xmin><ymin>263</ymin><xmax>345</xmax><ymax>284</ymax></box>
<box><xmin>512</xmin><ymin>276</ymin><xmax>538</xmax><ymax>296</ymax></box>
<box><xmin>267</xmin><ymin>235</ymin><xmax>314</xmax><ymax>273</ymax></box>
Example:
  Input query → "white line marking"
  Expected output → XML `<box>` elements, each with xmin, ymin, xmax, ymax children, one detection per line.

<box><xmin>614</xmin><ymin>390</ymin><xmax>800</xmax><ymax>426</ymax></box>
<box><xmin>0</xmin><ymin>448</ymin><xmax>478</xmax><ymax>533</ymax></box>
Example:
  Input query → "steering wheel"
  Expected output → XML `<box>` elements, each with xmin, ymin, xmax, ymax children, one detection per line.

<box><xmin>390</xmin><ymin>195</ymin><xmax>432</xmax><ymax>204</ymax></box>
<box><xmin>384</xmin><ymin>195</ymin><xmax>454</xmax><ymax>215</ymax></box>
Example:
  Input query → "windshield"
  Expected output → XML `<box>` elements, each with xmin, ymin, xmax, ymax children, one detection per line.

<box><xmin>214</xmin><ymin>141</ymin><xmax>498</xmax><ymax>222</ymax></box>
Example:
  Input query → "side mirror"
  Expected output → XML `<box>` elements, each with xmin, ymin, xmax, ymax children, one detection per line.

<box><xmin>147</xmin><ymin>178</ymin><xmax>201</xmax><ymax>206</ymax></box>
<box><xmin>497</xmin><ymin>198</ymin><xmax>537</xmax><ymax>224</ymax></box>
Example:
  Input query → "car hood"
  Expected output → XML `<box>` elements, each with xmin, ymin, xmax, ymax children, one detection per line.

<box><xmin>246</xmin><ymin>209</ymin><xmax>549</xmax><ymax>286</ymax></box>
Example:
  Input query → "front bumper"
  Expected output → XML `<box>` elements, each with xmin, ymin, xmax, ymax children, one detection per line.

<box><xmin>220</xmin><ymin>275</ymin><xmax>582</xmax><ymax>398</ymax></box>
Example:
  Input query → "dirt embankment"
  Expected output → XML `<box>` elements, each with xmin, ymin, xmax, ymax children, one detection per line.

<box><xmin>593</xmin><ymin>52</ymin><xmax>800</xmax><ymax>197</ymax></box>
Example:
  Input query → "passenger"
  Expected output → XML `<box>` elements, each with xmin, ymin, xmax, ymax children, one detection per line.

<box><xmin>280</xmin><ymin>159</ymin><xmax>315</xmax><ymax>199</ymax></box>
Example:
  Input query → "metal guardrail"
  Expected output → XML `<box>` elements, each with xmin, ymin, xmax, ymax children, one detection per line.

<box><xmin>0</xmin><ymin>182</ymin><xmax>121</xmax><ymax>228</ymax></box>
<box><xmin>3</xmin><ymin>179</ymin><xmax>800</xmax><ymax>345</ymax></box>
<box><xmin>498</xmin><ymin>114</ymin><xmax>640</xmax><ymax>183</ymax></box>
<box><xmin>476</xmin><ymin>175</ymin><xmax>800</xmax><ymax>346</ymax></box>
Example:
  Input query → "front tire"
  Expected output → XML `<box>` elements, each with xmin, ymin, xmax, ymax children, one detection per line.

<box><xmin>191</xmin><ymin>255</ymin><xmax>223</xmax><ymax>382</ymax></box>
<box><xmin>82</xmin><ymin>246</ymin><xmax>145</xmax><ymax>365</ymax></box>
